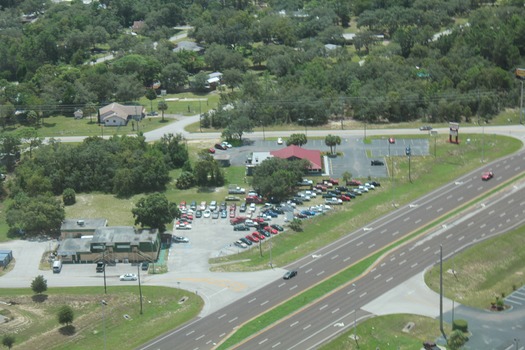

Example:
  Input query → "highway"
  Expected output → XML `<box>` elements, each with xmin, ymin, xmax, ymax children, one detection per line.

<box><xmin>139</xmin><ymin>145</ymin><xmax>525</xmax><ymax>350</ymax></box>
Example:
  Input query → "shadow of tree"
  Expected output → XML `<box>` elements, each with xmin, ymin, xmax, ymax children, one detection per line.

<box><xmin>31</xmin><ymin>294</ymin><xmax>48</xmax><ymax>303</ymax></box>
<box><xmin>59</xmin><ymin>325</ymin><xmax>76</xmax><ymax>336</ymax></box>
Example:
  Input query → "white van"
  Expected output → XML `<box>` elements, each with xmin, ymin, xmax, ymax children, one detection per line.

<box><xmin>52</xmin><ymin>260</ymin><xmax>62</xmax><ymax>273</ymax></box>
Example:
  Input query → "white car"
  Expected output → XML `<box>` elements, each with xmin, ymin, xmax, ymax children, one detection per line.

<box><xmin>120</xmin><ymin>273</ymin><xmax>138</xmax><ymax>281</ymax></box>
<box><xmin>358</xmin><ymin>185</ymin><xmax>369</xmax><ymax>193</ymax></box>
<box><xmin>200</xmin><ymin>201</ymin><xmax>207</xmax><ymax>210</ymax></box>
<box><xmin>173</xmin><ymin>236</ymin><xmax>189</xmax><ymax>243</ymax></box>
<box><xmin>364</xmin><ymin>183</ymin><xmax>375</xmax><ymax>190</ymax></box>
<box><xmin>221</xmin><ymin>141</ymin><xmax>232</xmax><ymax>148</ymax></box>
<box><xmin>249</xmin><ymin>203</ymin><xmax>256</xmax><ymax>212</ymax></box>
<box><xmin>176</xmin><ymin>222</ymin><xmax>192</xmax><ymax>230</ymax></box>
<box><xmin>203</xmin><ymin>209</ymin><xmax>211</xmax><ymax>218</ymax></box>
<box><xmin>277</xmin><ymin>137</ymin><xmax>283</xmax><ymax>145</ymax></box>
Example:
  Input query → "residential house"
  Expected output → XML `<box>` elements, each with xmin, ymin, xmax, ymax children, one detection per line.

<box><xmin>98</xmin><ymin>103</ymin><xmax>144</xmax><ymax>126</ymax></box>
<box><xmin>173</xmin><ymin>41</ymin><xmax>204</xmax><ymax>53</ymax></box>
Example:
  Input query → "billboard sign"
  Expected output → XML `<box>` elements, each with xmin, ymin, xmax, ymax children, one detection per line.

<box><xmin>515</xmin><ymin>68</ymin><xmax>525</xmax><ymax>80</ymax></box>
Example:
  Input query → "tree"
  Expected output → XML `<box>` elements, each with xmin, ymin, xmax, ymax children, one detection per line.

<box><xmin>57</xmin><ymin>305</ymin><xmax>74</xmax><ymax>326</ymax></box>
<box><xmin>325</xmin><ymin>134</ymin><xmax>342</xmax><ymax>155</ymax></box>
<box><xmin>17</xmin><ymin>127</ymin><xmax>42</xmax><ymax>159</ymax></box>
<box><xmin>0</xmin><ymin>132</ymin><xmax>21</xmax><ymax>171</ymax></box>
<box><xmin>289</xmin><ymin>218</ymin><xmax>303</xmax><ymax>232</ymax></box>
<box><xmin>31</xmin><ymin>275</ymin><xmax>47</xmax><ymax>295</ymax></box>
<box><xmin>447</xmin><ymin>329</ymin><xmax>469</xmax><ymax>350</ymax></box>
<box><xmin>62</xmin><ymin>188</ymin><xmax>76</xmax><ymax>206</ymax></box>
<box><xmin>145</xmin><ymin>88</ymin><xmax>157</xmax><ymax>114</ymax></box>
<box><xmin>132</xmin><ymin>193</ymin><xmax>179</xmax><ymax>233</ymax></box>
<box><xmin>176</xmin><ymin>171</ymin><xmax>196</xmax><ymax>189</ymax></box>
<box><xmin>286</xmin><ymin>134</ymin><xmax>307</xmax><ymax>147</ymax></box>
<box><xmin>157</xmin><ymin>100</ymin><xmax>168</xmax><ymax>122</ymax></box>
<box><xmin>6</xmin><ymin>193</ymin><xmax>65</xmax><ymax>237</ymax></box>
<box><xmin>2</xmin><ymin>335</ymin><xmax>15</xmax><ymax>349</ymax></box>
<box><xmin>252</xmin><ymin>158</ymin><xmax>309</xmax><ymax>201</ymax></box>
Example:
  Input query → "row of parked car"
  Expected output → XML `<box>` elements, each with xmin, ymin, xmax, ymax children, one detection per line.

<box><xmin>231</xmin><ymin>204</ymin><xmax>287</xmax><ymax>249</ymax></box>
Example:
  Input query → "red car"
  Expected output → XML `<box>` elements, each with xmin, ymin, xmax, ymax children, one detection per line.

<box><xmin>389</xmin><ymin>137</ymin><xmax>395</xmax><ymax>144</ymax></box>
<box><xmin>179</xmin><ymin>201</ymin><xmax>187</xmax><ymax>210</ymax></box>
<box><xmin>339</xmin><ymin>195</ymin><xmax>351</xmax><ymax>202</ymax></box>
<box><xmin>229</xmin><ymin>210</ymin><xmax>236</xmax><ymax>218</ymax></box>
<box><xmin>346</xmin><ymin>180</ymin><xmax>362</xmax><ymax>186</ymax></box>
<box><xmin>264</xmin><ymin>226</ymin><xmax>278</xmax><ymax>235</ymax></box>
<box><xmin>253</xmin><ymin>232</ymin><xmax>265</xmax><ymax>240</ymax></box>
<box><xmin>246</xmin><ymin>234</ymin><xmax>259</xmax><ymax>243</ymax></box>
<box><xmin>208</xmin><ymin>148</ymin><xmax>216</xmax><ymax>154</ymax></box>
<box><xmin>315</xmin><ymin>184</ymin><xmax>327</xmax><ymax>191</ymax></box>
<box><xmin>230</xmin><ymin>216</ymin><xmax>247</xmax><ymax>225</ymax></box>
<box><xmin>181</xmin><ymin>213</ymin><xmax>193</xmax><ymax>221</ymax></box>
<box><xmin>328</xmin><ymin>178</ymin><xmax>339</xmax><ymax>185</ymax></box>
<box><xmin>253</xmin><ymin>217</ymin><xmax>265</xmax><ymax>224</ymax></box>
<box><xmin>481</xmin><ymin>171</ymin><xmax>494</xmax><ymax>181</ymax></box>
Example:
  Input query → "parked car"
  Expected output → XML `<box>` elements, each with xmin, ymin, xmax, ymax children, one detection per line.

<box><xmin>221</xmin><ymin>141</ymin><xmax>232</xmax><ymax>148</ymax></box>
<box><xmin>258</xmin><ymin>229</ymin><xmax>271</xmax><ymax>238</ymax></box>
<box><xmin>220</xmin><ymin>210</ymin><xmax>227</xmax><ymax>218</ymax></box>
<box><xmin>244</xmin><ymin>219</ymin><xmax>256</xmax><ymax>227</ymax></box>
<box><xmin>246</xmin><ymin>234</ymin><xmax>259</xmax><ymax>243</ymax></box>
<box><xmin>203</xmin><ymin>209</ymin><xmax>211</xmax><ymax>218</ymax></box>
<box><xmin>389</xmin><ymin>137</ymin><xmax>396</xmax><ymax>144</ymax></box>
<box><xmin>195</xmin><ymin>210</ymin><xmax>202</xmax><ymax>218</ymax></box>
<box><xmin>271</xmin><ymin>224</ymin><xmax>284</xmax><ymax>231</ymax></box>
<box><xmin>214</xmin><ymin>143</ymin><xmax>227</xmax><ymax>150</ymax></box>
<box><xmin>225</xmin><ymin>195</ymin><xmax>241</xmax><ymax>201</ymax></box>
<box><xmin>239</xmin><ymin>237</ymin><xmax>252</xmax><ymax>246</ymax></box>
<box><xmin>190</xmin><ymin>201</ymin><xmax>197</xmax><ymax>210</ymax></box>
<box><xmin>325</xmin><ymin>197</ymin><xmax>343</xmax><ymax>205</ymax></box>
<box><xmin>234</xmin><ymin>240</ymin><xmax>248</xmax><ymax>249</ymax></box>
<box><xmin>175</xmin><ymin>222</ymin><xmax>192</xmax><ymax>230</ymax></box>
<box><xmin>339</xmin><ymin>194</ymin><xmax>351</xmax><ymax>201</ymax></box>
<box><xmin>277</xmin><ymin>137</ymin><xmax>283</xmax><ymax>144</ymax></box>
<box><xmin>371</xmin><ymin>160</ymin><xmax>384</xmax><ymax>166</ymax></box>
<box><xmin>200</xmin><ymin>201</ymin><xmax>207</xmax><ymax>210</ymax></box>
<box><xmin>264</xmin><ymin>226</ymin><xmax>278</xmax><ymax>235</ymax></box>
<box><xmin>346</xmin><ymin>180</ymin><xmax>362</xmax><ymax>186</ymax></box>
<box><xmin>141</xmin><ymin>261</ymin><xmax>149</xmax><ymax>271</ymax></box>
<box><xmin>120</xmin><ymin>273</ymin><xmax>138</xmax><ymax>281</ymax></box>
<box><xmin>209</xmin><ymin>200</ymin><xmax>217</xmax><ymax>211</ymax></box>
<box><xmin>419</xmin><ymin>125</ymin><xmax>433</xmax><ymax>131</ymax></box>
<box><xmin>234</xmin><ymin>224</ymin><xmax>250</xmax><ymax>231</ymax></box>
<box><xmin>208</xmin><ymin>148</ymin><xmax>216</xmax><ymax>154</ymax></box>
<box><xmin>364</xmin><ymin>183</ymin><xmax>375</xmax><ymax>190</ymax></box>
<box><xmin>212</xmin><ymin>211</ymin><xmax>220</xmax><ymax>219</ymax></box>
<box><xmin>96</xmin><ymin>261</ymin><xmax>105</xmax><ymax>272</ymax></box>
<box><xmin>253</xmin><ymin>231</ymin><xmax>265</xmax><ymax>240</ymax></box>
<box><xmin>173</xmin><ymin>236</ymin><xmax>189</xmax><ymax>243</ymax></box>
<box><xmin>370</xmin><ymin>181</ymin><xmax>381</xmax><ymax>187</ymax></box>
<box><xmin>230</xmin><ymin>216</ymin><xmax>247</xmax><ymax>225</ymax></box>
<box><xmin>297</xmin><ymin>178</ymin><xmax>313</xmax><ymax>186</ymax></box>
<box><xmin>481</xmin><ymin>171</ymin><xmax>494</xmax><ymax>181</ymax></box>
<box><xmin>240</xmin><ymin>202</ymin><xmax>247</xmax><ymax>212</ymax></box>
<box><xmin>300</xmin><ymin>209</ymin><xmax>316</xmax><ymax>216</ymax></box>
<box><xmin>283</xmin><ymin>270</ymin><xmax>297</xmax><ymax>280</ymax></box>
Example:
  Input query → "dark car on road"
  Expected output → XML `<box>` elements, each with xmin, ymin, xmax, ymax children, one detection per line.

<box><xmin>371</xmin><ymin>160</ymin><xmax>384</xmax><ymax>166</ymax></box>
<box><xmin>419</xmin><ymin>125</ymin><xmax>433</xmax><ymax>131</ymax></box>
<box><xmin>283</xmin><ymin>270</ymin><xmax>298</xmax><ymax>279</ymax></box>
<box><xmin>141</xmin><ymin>261</ymin><xmax>149</xmax><ymax>271</ymax></box>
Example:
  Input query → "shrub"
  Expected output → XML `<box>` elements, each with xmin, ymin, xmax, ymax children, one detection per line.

<box><xmin>452</xmin><ymin>318</ymin><xmax>468</xmax><ymax>332</ymax></box>
<box><xmin>62</xmin><ymin>188</ymin><xmax>76</xmax><ymax>205</ymax></box>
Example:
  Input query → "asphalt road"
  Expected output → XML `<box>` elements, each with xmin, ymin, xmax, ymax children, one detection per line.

<box><xmin>139</xmin><ymin>140</ymin><xmax>525</xmax><ymax>348</ymax></box>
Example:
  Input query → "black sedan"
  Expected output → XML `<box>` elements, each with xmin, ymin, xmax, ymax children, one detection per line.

<box><xmin>283</xmin><ymin>270</ymin><xmax>298</xmax><ymax>279</ymax></box>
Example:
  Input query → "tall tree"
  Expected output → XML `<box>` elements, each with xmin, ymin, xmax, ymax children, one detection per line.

<box><xmin>31</xmin><ymin>275</ymin><xmax>48</xmax><ymax>295</ymax></box>
<box><xmin>2</xmin><ymin>335</ymin><xmax>15</xmax><ymax>349</ymax></box>
<box><xmin>157</xmin><ymin>100</ymin><xmax>168</xmax><ymax>122</ymax></box>
<box><xmin>145</xmin><ymin>88</ymin><xmax>157</xmax><ymax>114</ymax></box>
<box><xmin>325</xmin><ymin>134</ymin><xmax>342</xmax><ymax>155</ymax></box>
<box><xmin>132</xmin><ymin>193</ymin><xmax>179</xmax><ymax>232</ymax></box>
<box><xmin>286</xmin><ymin>134</ymin><xmax>307</xmax><ymax>147</ymax></box>
<box><xmin>57</xmin><ymin>305</ymin><xmax>74</xmax><ymax>327</ymax></box>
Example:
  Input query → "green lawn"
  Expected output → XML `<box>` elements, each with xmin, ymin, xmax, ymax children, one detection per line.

<box><xmin>0</xmin><ymin>286</ymin><xmax>203</xmax><ymax>350</ymax></box>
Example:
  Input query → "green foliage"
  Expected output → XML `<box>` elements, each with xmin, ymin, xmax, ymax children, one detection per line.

<box><xmin>31</xmin><ymin>275</ymin><xmax>47</xmax><ymax>295</ymax></box>
<box><xmin>176</xmin><ymin>171</ymin><xmax>196</xmax><ymax>190</ymax></box>
<box><xmin>287</xmin><ymin>134</ymin><xmax>307</xmax><ymax>147</ymax></box>
<box><xmin>62</xmin><ymin>188</ymin><xmax>76</xmax><ymax>206</ymax></box>
<box><xmin>57</xmin><ymin>305</ymin><xmax>74</xmax><ymax>326</ymax></box>
<box><xmin>324</xmin><ymin>134</ymin><xmax>342</xmax><ymax>155</ymax></box>
<box><xmin>447</xmin><ymin>329</ymin><xmax>469</xmax><ymax>350</ymax></box>
<box><xmin>289</xmin><ymin>218</ymin><xmax>303</xmax><ymax>232</ymax></box>
<box><xmin>2</xmin><ymin>334</ymin><xmax>15</xmax><ymax>349</ymax></box>
<box><xmin>452</xmin><ymin>319</ymin><xmax>468</xmax><ymax>332</ymax></box>
<box><xmin>252</xmin><ymin>158</ymin><xmax>309</xmax><ymax>201</ymax></box>
<box><xmin>132</xmin><ymin>193</ymin><xmax>179</xmax><ymax>232</ymax></box>
<box><xmin>192</xmin><ymin>154</ymin><xmax>225</xmax><ymax>187</ymax></box>
<box><xmin>6</xmin><ymin>193</ymin><xmax>65</xmax><ymax>236</ymax></box>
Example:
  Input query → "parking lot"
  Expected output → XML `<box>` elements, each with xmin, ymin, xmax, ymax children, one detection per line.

<box><xmin>213</xmin><ymin>136</ymin><xmax>430</xmax><ymax>179</ymax></box>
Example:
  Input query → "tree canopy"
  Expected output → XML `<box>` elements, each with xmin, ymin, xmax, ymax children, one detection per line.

<box><xmin>132</xmin><ymin>193</ymin><xmax>180</xmax><ymax>233</ymax></box>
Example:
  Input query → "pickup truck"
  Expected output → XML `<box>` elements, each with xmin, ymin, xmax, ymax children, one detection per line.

<box><xmin>228</xmin><ymin>186</ymin><xmax>246</xmax><ymax>194</ymax></box>
<box><xmin>325</xmin><ymin>197</ymin><xmax>343</xmax><ymax>205</ymax></box>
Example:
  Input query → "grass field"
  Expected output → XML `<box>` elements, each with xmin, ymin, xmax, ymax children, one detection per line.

<box><xmin>0</xmin><ymin>286</ymin><xmax>203</xmax><ymax>350</ymax></box>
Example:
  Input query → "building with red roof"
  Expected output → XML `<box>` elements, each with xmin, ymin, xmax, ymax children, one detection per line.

<box><xmin>270</xmin><ymin>145</ymin><xmax>323</xmax><ymax>173</ymax></box>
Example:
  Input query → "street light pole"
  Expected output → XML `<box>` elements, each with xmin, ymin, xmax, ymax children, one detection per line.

<box><xmin>137</xmin><ymin>262</ymin><xmax>143</xmax><ymax>315</ymax></box>
<box><xmin>515</xmin><ymin>338</ymin><xmax>519</xmax><ymax>350</ymax></box>
<box><xmin>101</xmin><ymin>300</ymin><xmax>107</xmax><ymax>350</ymax></box>
<box><xmin>102</xmin><ymin>246</ymin><xmax>107</xmax><ymax>294</ymax></box>
<box><xmin>521</xmin><ymin>80</ymin><xmax>524</xmax><ymax>125</ymax></box>
<box><xmin>352</xmin><ymin>283</ymin><xmax>358</xmax><ymax>347</ymax></box>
